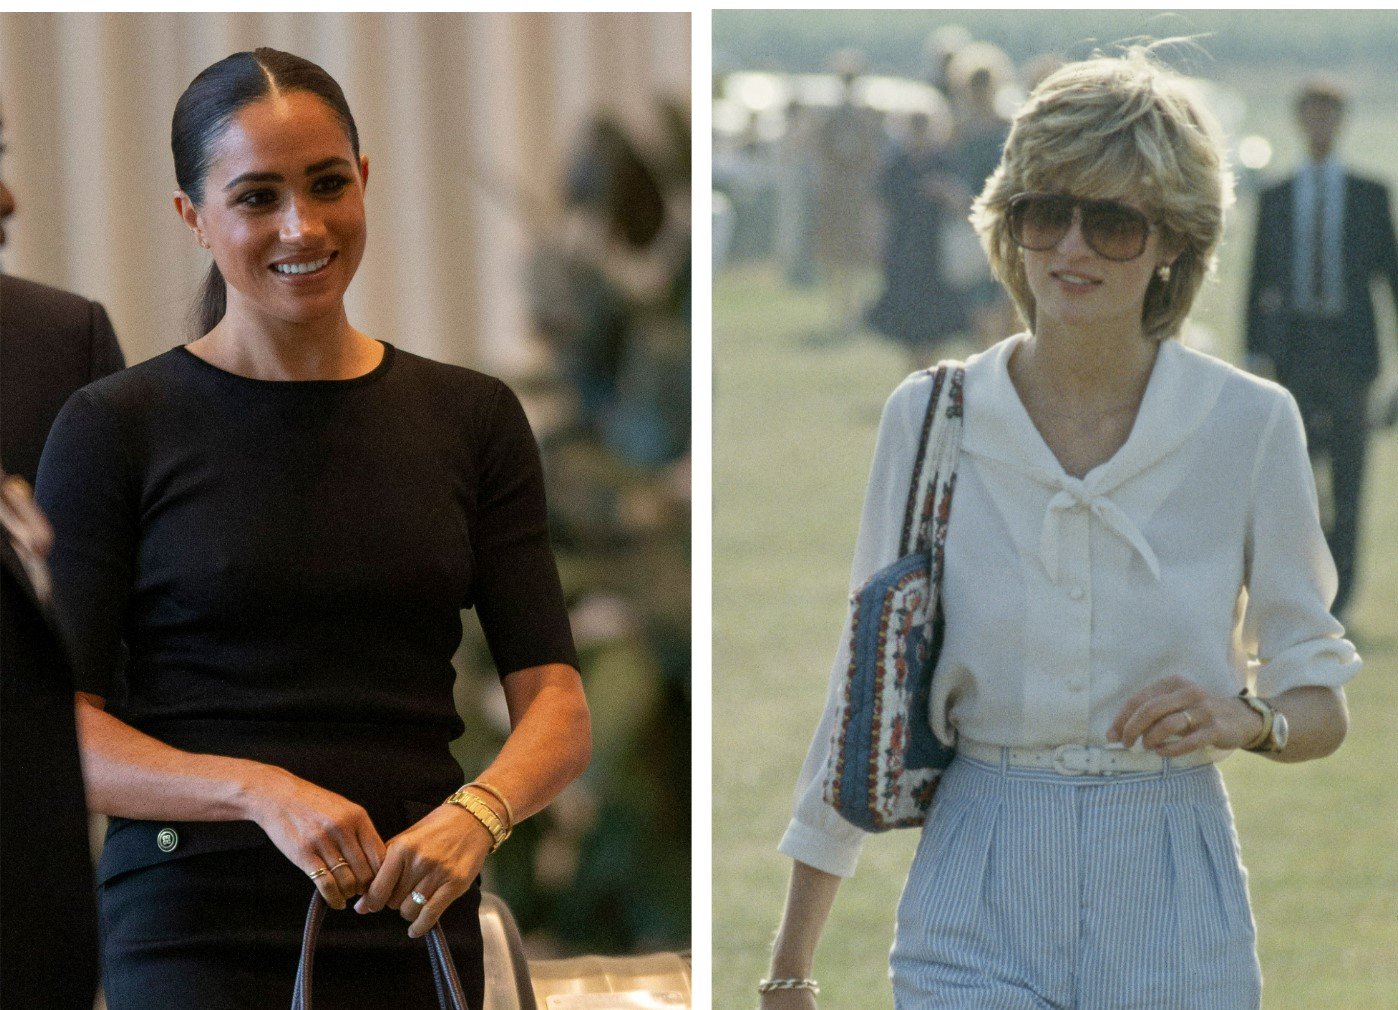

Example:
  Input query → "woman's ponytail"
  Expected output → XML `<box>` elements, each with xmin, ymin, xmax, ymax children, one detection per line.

<box><xmin>194</xmin><ymin>261</ymin><xmax>227</xmax><ymax>338</ymax></box>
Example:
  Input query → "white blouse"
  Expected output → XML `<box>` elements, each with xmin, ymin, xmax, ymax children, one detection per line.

<box><xmin>779</xmin><ymin>334</ymin><xmax>1361</xmax><ymax>878</ymax></box>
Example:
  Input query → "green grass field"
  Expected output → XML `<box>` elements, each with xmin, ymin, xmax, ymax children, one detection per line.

<box><xmin>713</xmin><ymin>264</ymin><xmax>1398</xmax><ymax>1009</ymax></box>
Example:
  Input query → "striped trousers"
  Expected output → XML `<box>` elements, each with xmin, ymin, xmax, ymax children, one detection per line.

<box><xmin>890</xmin><ymin>753</ymin><xmax>1262</xmax><ymax>1009</ymax></box>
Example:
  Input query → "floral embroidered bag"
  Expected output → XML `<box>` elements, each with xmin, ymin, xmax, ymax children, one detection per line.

<box><xmin>821</xmin><ymin>362</ymin><xmax>964</xmax><ymax>831</ymax></box>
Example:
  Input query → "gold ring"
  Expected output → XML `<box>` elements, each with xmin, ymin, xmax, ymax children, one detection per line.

<box><xmin>1181</xmin><ymin>709</ymin><xmax>1196</xmax><ymax>733</ymax></box>
<box><xmin>308</xmin><ymin>866</ymin><xmax>330</xmax><ymax>880</ymax></box>
<box><xmin>328</xmin><ymin>860</ymin><xmax>350</xmax><ymax>873</ymax></box>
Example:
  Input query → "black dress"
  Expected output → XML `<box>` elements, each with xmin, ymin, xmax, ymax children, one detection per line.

<box><xmin>35</xmin><ymin>343</ymin><xmax>578</xmax><ymax>1009</ymax></box>
<box><xmin>866</xmin><ymin>143</ymin><xmax>968</xmax><ymax>351</ymax></box>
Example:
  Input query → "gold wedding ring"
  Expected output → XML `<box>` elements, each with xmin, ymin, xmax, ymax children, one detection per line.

<box><xmin>309</xmin><ymin>859</ymin><xmax>350</xmax><ymax>881</ymax></box>
<box><xmin>1181</xmin><ymin>709</ymin><xmax>1196</xmax><ymax>733</ymax></box>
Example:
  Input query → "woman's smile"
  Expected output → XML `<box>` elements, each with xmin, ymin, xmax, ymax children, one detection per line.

<box><xmin>1048</xmin><ymin>267</ymin><xmax>1103</xmax><ymax>293</ymax></box>
<box><xmin>270</xmin><ymin>251</ymin><xmax>338</xmax><ymax>278</ymax></box>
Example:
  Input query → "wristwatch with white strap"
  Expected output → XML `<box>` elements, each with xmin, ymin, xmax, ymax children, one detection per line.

<box><xmin>1239</xmin><ymin>692</ymin><xmax>1289</xmax><ymax>753</ymax></box>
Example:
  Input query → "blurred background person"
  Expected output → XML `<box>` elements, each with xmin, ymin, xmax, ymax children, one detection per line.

<box><xmin>774</xmin><ymin>98</ymin><xmax>818</xmax><ymax>289</ymax></box>
<box><xmin>812</xmin><ymin>49</ymin><xmax>882</xmax><ymax>340</ymax></box>
<box><xmin>921</xmin><ymin>25</ymin><xmax>973</xmax><ymax>97</ymax></box>
<box><xmin>1245</xmin><ymin>78</ymin><xmax>1398</xmax><ymax>620</ymax></box>
<box><xmin>943</xmin><ymin>42</ymin><xmax>1018</xmax><ymax>349</ymax></box>
<box><xmin>0</xmin><ymin>12</ymin><xmax>691</xmax><ymax>996</ymax></box>
<box><xmin>865</xmin><ymin>103</ymin><xmax>969</xmax><ymax>370</ymax></box>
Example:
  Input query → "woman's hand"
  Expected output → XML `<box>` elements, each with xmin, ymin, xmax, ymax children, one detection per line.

<box><xmin>242</xmin><ymin>767</ymin><xmax>386</xmax><ymax>911</ymax></box>
<box><xmin>1108</xmin><ymin>675</ymin><xmax>1264</xmax><ymax>756</ymax></box>
<box><xmin>355</xmin><ymin>803</ymin><xmax>493</xmax><ymax>938</ymax></box>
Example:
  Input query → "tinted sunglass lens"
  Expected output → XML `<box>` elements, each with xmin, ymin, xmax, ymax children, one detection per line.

<box><xmin>1083</xmin><ymin>201</ymin><xmax>1149</xmax><ymax>260</ymax></box>
<box><xmin>1013</xmin><ymin>195</ymin><xmax>1073</xmax><ymax>250</ymax></box>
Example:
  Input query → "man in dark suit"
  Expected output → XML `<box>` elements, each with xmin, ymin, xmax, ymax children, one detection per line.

<box><xmin>1</xmin><ymin>105</ymin><xmax>124</xmax><ymax>1009</ymax></box>
<box><xmin>1245</xmin><ymin>80</ymin><xmax>1398</xmax><ymax>618</ymax></box>
<box><xmin>1</xmin><ymin>117</ymin><xmax>126</xmax><ymax>483</ymax></box>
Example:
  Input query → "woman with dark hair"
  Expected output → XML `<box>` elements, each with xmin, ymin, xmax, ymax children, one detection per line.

<box><xmin>36</xmin><ymin>48</ymin><xmax>590</xmax><ymax>1008</ymax></box>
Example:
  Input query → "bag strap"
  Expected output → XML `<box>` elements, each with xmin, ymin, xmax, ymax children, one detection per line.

<box><xmin>291</xmin><ymin>893</ymin><xmax>469</xmax><ymax>1010</ymax></box>
<box><xmin>898</xmin><ymin>363</ymin><xmax>966</xmax><ymax>560</ymax></box>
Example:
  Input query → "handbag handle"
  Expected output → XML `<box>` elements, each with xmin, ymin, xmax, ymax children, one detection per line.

<box><xmin>290</xmin><ymin>893</ymin><xmax>469</xmax><ymax>1010</ymax></box>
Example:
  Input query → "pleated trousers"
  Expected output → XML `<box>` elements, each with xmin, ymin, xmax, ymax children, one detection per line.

<box><xmin>890</xmin><ymin>753</ymin><xmax>1262</xmax><ymax>1010</ymax></box>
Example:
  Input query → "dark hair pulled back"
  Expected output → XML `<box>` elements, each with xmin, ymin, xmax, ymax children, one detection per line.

<box><xmin>172</xmin><ymin>47</ymin><xmax>359</xmax><ymax>336</ymax></box>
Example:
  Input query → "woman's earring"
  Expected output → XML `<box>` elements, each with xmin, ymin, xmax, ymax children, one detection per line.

<box><xmin>1156</xmin><ymin>263</ymin><xmax>1171</xmax><ymax>284</ymax></box>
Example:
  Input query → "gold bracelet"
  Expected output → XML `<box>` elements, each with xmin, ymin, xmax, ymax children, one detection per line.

<box><xmin>758</xmin><ymin>978</ymin><xmax>820</xmax><ymax>995</ymax></box>
<box><xmin>445</xmin><ymin>786</ymin><xmax>510</xmax><ymax>852</ymax></box>
<box><xmin>466</xmin><ymin>780</ymin><xmax>515</xmax><ymax>833</ymax></box>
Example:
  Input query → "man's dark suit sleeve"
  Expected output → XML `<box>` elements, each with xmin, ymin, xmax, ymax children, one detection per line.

<box><xmin>1373</xmin><ymin>184</ymin><xmax>1398</xmax><ymax>333</ymax></box>
<box><xmin>87</xmin><ymin>298</ymin><xmax>126</xmax><ymax>381</ymax></box>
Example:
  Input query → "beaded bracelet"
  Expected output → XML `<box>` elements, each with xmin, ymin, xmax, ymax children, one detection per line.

<box><xmin>758</xmin><ymin>978</ymin><xmax>820</xmax><ymax>995</ymax></box>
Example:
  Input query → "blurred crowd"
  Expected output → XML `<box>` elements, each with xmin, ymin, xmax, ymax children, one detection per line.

<box><xmin>453</xmin><ymin>99</ymin><xmax>692</xmax><ymax>958</ymax></box>
<box><xmin>715</xmin><ymin>29</ymin><xmax>1062</xmax><ymax>364</ymax></box>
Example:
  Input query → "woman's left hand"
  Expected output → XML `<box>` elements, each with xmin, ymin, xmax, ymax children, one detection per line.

<box><xmin>354</xmin><ymin>803</ymin><xmax>493</xmax><ymax>938</ymax></box>
<box><xmin>1108</xmin><ymin>675</ymin><xmax>1263</xmax><ymax>756</ymax></box>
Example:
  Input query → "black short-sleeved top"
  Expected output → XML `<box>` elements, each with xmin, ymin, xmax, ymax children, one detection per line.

<box><xmin>35</xmin><ymin>342</ymin><xmax>577</xmax><ymax>807</ymax></box>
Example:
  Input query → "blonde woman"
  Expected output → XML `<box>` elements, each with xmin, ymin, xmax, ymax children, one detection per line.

<box><xmin>761</xmin><ymin>48</ymin><xmax>1356</xmax><ymax>1009</ymax></box>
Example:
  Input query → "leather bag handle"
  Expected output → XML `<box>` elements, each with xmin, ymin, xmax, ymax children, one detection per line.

<box><xmin>290</xmin><ymin>893</ymin><xmax>469</xmax><ymax>1010</ymax></box>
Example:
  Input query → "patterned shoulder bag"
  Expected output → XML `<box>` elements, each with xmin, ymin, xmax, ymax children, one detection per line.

<box><xmin>821</xmin><ymin>362</ymin><xmax>964</xmax><ymax>831</ymax></box>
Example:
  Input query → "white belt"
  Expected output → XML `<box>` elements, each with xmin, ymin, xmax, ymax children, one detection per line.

<box><xmin>958</xmin><ymin>740</ymin><xmax>1217</xmax><ymax>776</ymax></box>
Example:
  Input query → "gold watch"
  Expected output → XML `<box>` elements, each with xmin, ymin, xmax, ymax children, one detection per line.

<box><xmin>445</xmin><ymin>786</ymin><xmax>510</xmax><ymax>851</ymax></box>
<box><xmin>1240</xmin><ymin>694</ymin><xmax>1289</xmax><ymax>753</ymax></box>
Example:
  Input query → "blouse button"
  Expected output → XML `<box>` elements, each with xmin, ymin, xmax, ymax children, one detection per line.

<box><xmin>1069</xmin><ymin>586</ymin><xmax>1086</xmax><ymax>601</ymax></box>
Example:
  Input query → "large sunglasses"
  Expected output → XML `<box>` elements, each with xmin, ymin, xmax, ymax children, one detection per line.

<box><xmin>1006</xmin><ymin>192</ymin><xmax>1156</xmax><ymax>262</ymax></box>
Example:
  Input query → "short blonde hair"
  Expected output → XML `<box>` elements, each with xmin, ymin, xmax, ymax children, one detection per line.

<box><xmin>970</xmin><ymin>46</ymin><xmax>1234</xmax><ymax>341</ymax></box>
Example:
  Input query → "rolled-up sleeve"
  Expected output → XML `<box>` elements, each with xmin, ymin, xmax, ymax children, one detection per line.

<box><xmin>777</xmin><ymin>373</ymin><xmax>929</xmax><ymax>878</ymax></box>
<box><xmin>1242</xmin><ymin>390</ymin><xmax>1360</xmax><ymax>696</ymax></box>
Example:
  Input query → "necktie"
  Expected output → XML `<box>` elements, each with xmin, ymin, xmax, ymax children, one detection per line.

<box><xmin>1311</xmin><ymin>166</ymin><xmax>1327</xmax><ymax>311</ymax></box>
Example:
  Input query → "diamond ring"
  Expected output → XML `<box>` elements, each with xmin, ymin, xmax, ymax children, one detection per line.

<box><xmin>410</xmin><ymin>890</ymin><xmax>428</xmax><ymax>907</ymax></box>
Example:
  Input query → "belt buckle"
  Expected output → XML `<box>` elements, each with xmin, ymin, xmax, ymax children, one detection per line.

<box><xmin>1051</xmin><ymin>744</ymin><xmax>1105</xmax><ymax>776</ymax></box>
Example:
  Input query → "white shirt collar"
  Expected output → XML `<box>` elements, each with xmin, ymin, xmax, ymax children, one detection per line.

<box><xmin>961</xmin><ymin>333</ymin><xmax>1228</xmax><ymax>497</ymax></box>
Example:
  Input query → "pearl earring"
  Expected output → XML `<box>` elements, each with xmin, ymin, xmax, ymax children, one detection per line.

<box><xmin>1156</xmin><ymin>264</ymin><xmax>1171</xmax><ymax>284</ymax></box>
